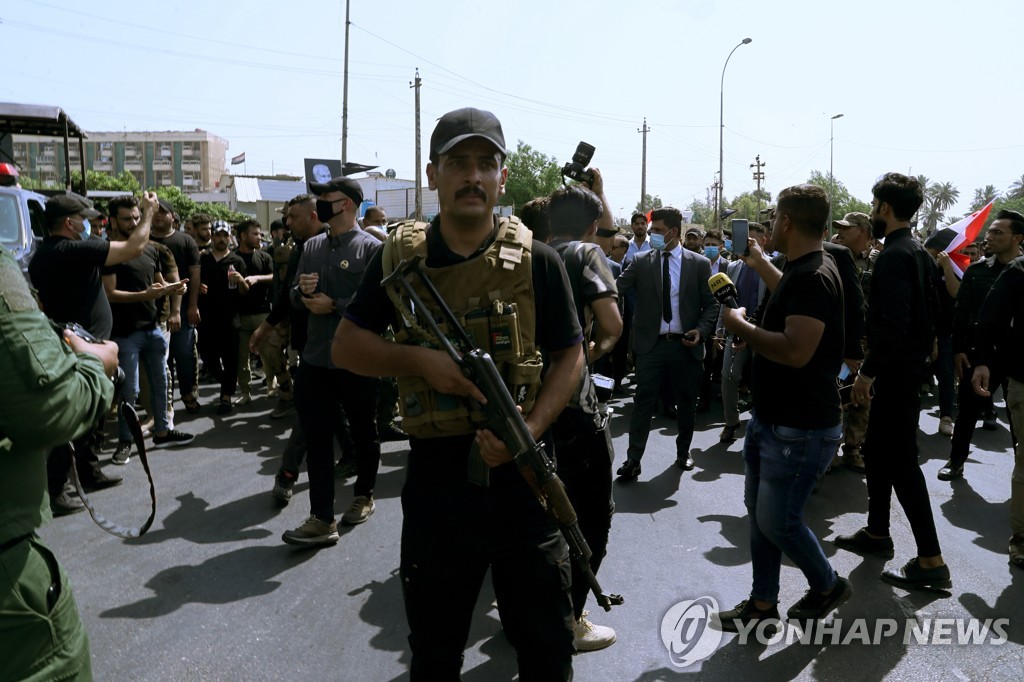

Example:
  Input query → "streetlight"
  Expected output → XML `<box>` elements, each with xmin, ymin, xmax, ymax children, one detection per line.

<box><xmin>718</xmin><ymin>37</ymin><xmax>752</xmax><ymax>229</ymax></box>
<box><xmin>829</xmin><ymin>113</ymin><xmax>844</xmax><ymax>224</ymax></box>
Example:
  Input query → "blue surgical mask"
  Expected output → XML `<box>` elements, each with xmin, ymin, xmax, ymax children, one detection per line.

<box><xmin>650</xmin><ymin>233</ymin><xmax>666</xmax><ymax>250</ymax></box>
<box><xmin>80</xmin><ymin>219</ymin><xmax>91</xmax><ymax>240</ymax></box>
<box><xmin>704</xmin><ymin>246</ymin><xmax>719</xmax><ymax>259</ymax></box>
<box><xmin>724</xmin><ymin>239</ymin><xmax>732</xmax><ymax>252</ymax></box>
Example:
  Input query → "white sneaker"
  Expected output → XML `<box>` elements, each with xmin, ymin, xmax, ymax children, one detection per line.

<box><xmin>573</xmin><ymin>611</ymin><xmax>617</xmax><ymax>652</ymax></box>
<box><xmin>341</xmin><ymin>495</ymin><xmax>375</xmax><ymax>525</ymax></box>
<box><xmin>234</xmin><ymin>393</ymin><xmax>253</xmax><ymax>406</ymax></box>
<box><xmin>939</xmin><ymin>416</ymin><xmax>954</xmax><ymax>437</ymax></box>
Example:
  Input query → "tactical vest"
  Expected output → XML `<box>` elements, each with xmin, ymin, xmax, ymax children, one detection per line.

<box><xmin>381</xmin><ymin>217</ymin><xmax>543</xmax><ymax>438</ymax></box>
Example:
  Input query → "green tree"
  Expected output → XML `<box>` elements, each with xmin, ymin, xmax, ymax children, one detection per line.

<box><xmin>806</xmin><ymin>171</ymin><xmax>870</xmax><ymax>223</ymax></box>
<box><xmin>923</xmin><ymin>180</ymin><xmax>960</xmax><ymax>232</ymax></box>
<box><xmin>635</xmin><ymin>194</ymin><xmax>663</xmax><ymax>214</ymax></box>
<box><xmin>687</xmin><ymin>197</ymin><xmax>713</xmax><ymax>227</ymax></box>
<box><xmin>1008</xmin><ymin>174</ymin><xmax>1024</xmax><ymax>200</ymax></box>
<box><xmin>723</xmin><ymin>189</ymin><xmax>772</xmax><ymax>222</ymax></box>
<box><xmin>501</xmin><ymin>140</ymin><xmax>562</xmax><ymax>210</ymax></box>
<box><xmin>152</xmin><ymin>185</ymin><xmax>248</xmax><ymax>223</ymax></box>
<box><xmin>970</xmin><ymin>185</ymin><xmax>999</xmax><ymax>211</ymax></box>
<box><xmin>70</xmin><ymin>170</ymin><xmax>141</xmax><ymax>193</ymax></box>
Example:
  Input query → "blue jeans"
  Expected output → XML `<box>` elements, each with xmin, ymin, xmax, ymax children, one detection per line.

<box><xmin>168</xmin><ymin>324</ymin><xmax>198</xmax><ymax>398</ymax></box>
<box><xmin>115</xmin><ymin>328</ymin><xmax>169</xmax><ymax>443</ymax></box>
<box><xmin>743</xmin><ymin>412</ymin><xmax>842</xmax><ymax>603</ymax></box>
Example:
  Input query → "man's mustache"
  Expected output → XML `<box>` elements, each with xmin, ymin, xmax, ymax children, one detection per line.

<box><xmin>455</xmin><ymin>186</ymin><xmax>487</xmax><ymax>201</ymax></box>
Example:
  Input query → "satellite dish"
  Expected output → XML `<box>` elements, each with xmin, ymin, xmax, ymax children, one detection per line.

<box><xmin>385</xmin><ymin>168</ymin><xmax>397</xmax><ymax>179</ymax></box>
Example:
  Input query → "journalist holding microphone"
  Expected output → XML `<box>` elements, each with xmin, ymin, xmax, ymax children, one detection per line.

<box><xmin>714</xmin><ymin>184</ymin><xmax>851</xmax><ymax>632</ymax></box>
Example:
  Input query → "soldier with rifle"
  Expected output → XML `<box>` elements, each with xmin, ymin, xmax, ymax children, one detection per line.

<box><xmin>334</xmin><ymin>108</ymin><xmax>598</xmax><ymax>680</ymax></box>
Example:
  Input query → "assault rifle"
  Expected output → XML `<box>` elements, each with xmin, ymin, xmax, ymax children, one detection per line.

<box><xmin>382</xmin><ymin>256</ymin><xmax>623</xmax><ymax>611</ymax></box>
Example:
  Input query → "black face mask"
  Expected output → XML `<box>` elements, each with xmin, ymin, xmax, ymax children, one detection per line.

<box><xmin>316</xmin><ymin>198</ymin><xmax>339</xmax><ymax>223</ymax></box>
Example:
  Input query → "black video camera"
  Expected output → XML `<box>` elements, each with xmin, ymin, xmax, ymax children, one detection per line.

<box><xmin>561</xmin><ymin>141</ymin><xmax>596</xmax><ymax>186</ymax></box>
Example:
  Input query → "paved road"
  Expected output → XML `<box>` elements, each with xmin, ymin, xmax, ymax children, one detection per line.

<box><xmin>43</xmin><ymin>381</ymin><xmax>1023</xmax><ymax>680</ymax></box>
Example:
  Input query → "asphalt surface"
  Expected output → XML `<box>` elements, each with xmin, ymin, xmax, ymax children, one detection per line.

<box><xmin>42</xmin><ymin>378</ymin><xmax>1023</xmax><ymax>680</ymax></box>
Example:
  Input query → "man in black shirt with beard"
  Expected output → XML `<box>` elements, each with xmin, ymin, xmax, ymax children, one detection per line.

<box><xmin>233</xmin><ymin>219</ymin><xmax>276</xmax><ymax>404</ymax></box>
<box><xmin>717</xmin><ymin>184</ymin><xmax>851</xmax><ymax>633</ymax></box>
<box><xmin>29</xmin><ymin>192</ymin><xmax>156</xmax><ymax>512</ymax></box>
<box><xmin>838</xmin><ymin>172</ymin><xmax>951</xmax><ymax>591</ymax></box>
<box><xmin>148</xmin><ymin>198</ymin><xmax>203</xmax><ymax>413</ymax></box>
<box><xmin>199</xmin><ymin>222</ymin><xmax>248</xmax><ymax>414</ymax></box>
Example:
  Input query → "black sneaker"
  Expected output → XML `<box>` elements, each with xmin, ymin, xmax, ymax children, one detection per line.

<box><xmin>80</xmin><ymin>468</ymin><xmax>124</xmax><ymax>492</ymax></box>
<box><xmin>881</xmin><ymin>558</ymin><xmax>952</xmax><ymax>590</ymax></box>
<box><xmin>334</xmin><ymin>459</ymin><xmax>358</xmax><ymax>479</ymax></box>
<box><xmin>787</xmin><ymin>574</ymin><xmax>852</xmax><ymax>620</ymax></box>
<box><xmin>378</xmin><ymin>421</ymin><xmax>409</xmax><ymax>442</ymax></box>
<box><xmin>616</xmin><ymin>459</ymin><xmax>641</xmax><ymax>480</ymax></box>
<box><xmin>834</xmin><ymin>528</ymin><xmax>895</xmax><ymax>559</ymax></box>
<box><xmin>271</xmin><ymin>474</ymin><xmax>295</xmax><ymax>507</ymax></box>
<box><xmin>712</xmin><ymin>599</ymin><xmax>781</xmax><ymax>636</ymax></box>
<box><xmin>112</xmin><ymin>441</ymin><xmax>132</xmax><ymax>465</ymax></box>
<box><xmin>937</xmin><ymin>460</ymin><xmax>964</xmax><ymax>481</ymax></box>
<box><xmin>50</xmin><ymin>489</ymin><xmax>86</xmax><ymax>516</ymax></box>
<box><xmin>216</xmin><ymin>399</ymin><xmax>233</xmax><ymax>415</ymax></box>
<box><xmin>981</xmin><ymin>410</ymin><xmax>998</xmax><ymax>431</ymax></box>
<box><xmin>153</xmin><ymin>429</ymin><xmax>195</xmax><ymax>446</ymax></box>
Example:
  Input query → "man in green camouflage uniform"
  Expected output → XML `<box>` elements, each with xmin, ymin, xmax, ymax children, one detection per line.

<box><xmin>0</xmin><ymin>243</ymin><xmax>117</xmax><ymax>681</ymax></box>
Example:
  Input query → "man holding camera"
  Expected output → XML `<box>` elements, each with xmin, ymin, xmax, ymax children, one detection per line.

<box><xmin>616</xmin><ymin>207</ymin><xmax>718</xmax><ymax>480</ymax></box>
<box><xmin>547</xmin><ymin>183</ymin><xmax>622</xmax><ymax>650</ymax></box>
<box><xmin>1</xmin><ymin>241</ymin><xmax>119</xmax><ymax>681</ymax></box>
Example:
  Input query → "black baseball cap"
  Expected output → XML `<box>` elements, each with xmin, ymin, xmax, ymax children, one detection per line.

<box><xmin>157</xmin><ymin>198</ymin><xmax>174</xmax><ymax>214</ymax></box>
<box><xmin>45</xmin><ymin>193</ymin><xmax>100</xmax><ymax>225</ymax></box>
<box><xmin>430</xmin><ymin>107</ymin><xmax>506</xmax><ymax>161</ymax></box>
<box><xmin>308</xmin><ymin>176</ymin><xmax>364</xmax><ymax>206</ymax></box>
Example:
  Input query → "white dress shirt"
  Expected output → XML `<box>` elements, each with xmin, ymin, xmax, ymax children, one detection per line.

<box><xmin>658</xmin><ymin>244</ymin><xmax>685</xmax><ymax>335</ymax></box>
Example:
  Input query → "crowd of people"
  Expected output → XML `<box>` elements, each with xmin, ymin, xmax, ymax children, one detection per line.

<box><xmin>3</xmin><ymin>106</ymin><xmax>1023</xmax><ymax>680</ymax></box>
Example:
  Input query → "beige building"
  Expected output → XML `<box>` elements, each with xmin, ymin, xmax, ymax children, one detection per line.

<box><xmin>11</xmin><ymin>129</ymin><xmax>229</xmax><ymax>192</ymax></box>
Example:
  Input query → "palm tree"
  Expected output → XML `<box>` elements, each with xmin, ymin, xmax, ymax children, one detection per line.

<box><xmin>923</xmin><ymin>181</ymin><xmax>959</xmax><ymax>232</ymax></box>
<box><xmin>1009</xmin><ymin>174</ymin><xmax>1024</xmax><ymax>200</ymax></box>
<box><xmin>970</xmin><ymin>185</ymin><xmax>999</xmax><ymax>211</ymax></box>
<box><xmin>912</xmin><ymin>174</ymin><xmax>931</xmax><ymax>227</ymax></box>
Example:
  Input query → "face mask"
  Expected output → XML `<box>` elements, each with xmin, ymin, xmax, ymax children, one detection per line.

<box><xmin>704</xmin><ymin>246</ymin><xmax>720</xmax><ymax>259</ymax></box>
<box><xmin>316</xmin><ymin>198</ymin><xmax>339</xmax><ymax>223</ymax></box>
<box><xmin>724</xmin><ymin>239</ymin><xmax>732</xmax><ymax>252</ymax></box>
<box><xmin>80</xmin><ymin>219</ymin><xmax>91</xmax><ymax>240</ymax></box>
<box><xmin>649</xmin><ymin>233</ymin><xmax>666</xmax><ymax>250</ymax></box>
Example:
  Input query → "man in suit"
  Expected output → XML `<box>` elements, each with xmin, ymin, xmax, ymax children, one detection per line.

<box><xmin>615</xmin><ymin>207</ymin><xmax>718</xmax><ymax>479</ymax></box>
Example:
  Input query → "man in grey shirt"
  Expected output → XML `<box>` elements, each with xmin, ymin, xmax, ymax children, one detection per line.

<box><xmin>282</xmin><ymin>177</ymin><xmax>383</xmax><ymax>546</ymax></box>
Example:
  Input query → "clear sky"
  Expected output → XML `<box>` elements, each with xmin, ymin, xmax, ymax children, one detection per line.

<box><xmin>2</xmin><ymin>0</ymin><xmax>1021</xmax><ymax>222</ymax></box>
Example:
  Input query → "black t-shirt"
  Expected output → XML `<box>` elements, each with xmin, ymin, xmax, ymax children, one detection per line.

<box><xmin>28</xmin><ymin>235</ymin><xmax>113</xmax><ymax>339</ymax></box>
<box><xmin>751</xmin><ymin>250</ymin><xmax>844</xmax><ymax>429</ymax></box>
<box><xmin>103</xmin><ymin>244</ymin><xmax>169</xmax><ymax>338</ymax></box>
<box><xmin>550</xmin><ymin>239</ymin><xmax>618</xmax><ymax>415</ymax></box>
<box><xmin>235</xmin><ymin>248</ymin><xmax>274</xmax><ymax>315</ymax></box>
<box><xmin>150</xmin><ymin>229</ymin><xmax>200</xmax><ymax>282</ymax></box>
<box><xmin>199</xmin><ymin>250</ymin><xmax>247</xmax><ymax>319</ymax></box>
<box><xmin>345</xmin><ymin>218</ymin><xmax>583</xmax><ymax>456</ymax></box>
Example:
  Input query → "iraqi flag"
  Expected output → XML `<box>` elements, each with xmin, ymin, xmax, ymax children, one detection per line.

<box><xmin>231</xmin><ymin>152</ymin><xmax>246</xmax><ymax>165</ymax></box>
<box><xmin>924</xmin><ymin>200</ymin><xmax>994</xmax><ymax>278</ymax></box>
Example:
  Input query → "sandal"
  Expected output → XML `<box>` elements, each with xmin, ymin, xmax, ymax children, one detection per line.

<box><xmin>183</xmin><ymin>393</ymin><xmax>201</xmax><ymax>414</ymax></box>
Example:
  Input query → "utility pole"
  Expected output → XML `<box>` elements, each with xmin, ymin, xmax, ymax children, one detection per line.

<box><xmin>750</xmin><ymin>154</ymin><xmax>765</xmax><ymax>218</ymax></box>
<box><xmin>341</xmin><ymin>0</ymin><xmax>351</xmax><ymax>167</ymax></box>
<box><xmin>410</xmin><ymin>69</ymin><xmax>422</xmax><ymax>221</ymax></box>
<box><xmin>638</xmin><ymin>118</ymin><xmax>649</xmax><ymax>212</ymax></box>
<box><xmin>711</xmin><ymin>173</ymin><xmax>721</xmax><ymax>229</ymax></box>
